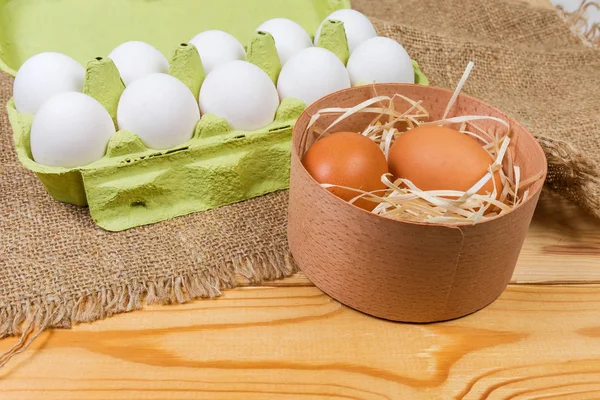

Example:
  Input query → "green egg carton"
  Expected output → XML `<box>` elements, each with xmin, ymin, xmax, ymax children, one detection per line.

<box><xmin>1</xmin><ymin>0</ymin><xmax>429</xmax><ymax>231</ymax></box>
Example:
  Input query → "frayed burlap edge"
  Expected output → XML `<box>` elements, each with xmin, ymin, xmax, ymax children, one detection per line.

<box><xmin>558</xmin><ymin>1</ymin><xmax>600</xmax><ymax>48</ymax></box>
<box><xmin>537</xmin><ymin>136</ymin><xmax>600</xmax><ymax>217</ymax></box>
<box><xmin>0</xmin><ymin>248</ymin><xmax>297</xmax><ymax>368</ymax></box>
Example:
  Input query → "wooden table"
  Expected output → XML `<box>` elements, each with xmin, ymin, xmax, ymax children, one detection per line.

<box><xmin>3</xmin><ymin>188</ymin><xmax>600</xmax><ymax>399</ymax></box>
<box><xmin>4</xmin><ymin>1</ymin><xmax>600</xmax><ymax>398</ymax></box>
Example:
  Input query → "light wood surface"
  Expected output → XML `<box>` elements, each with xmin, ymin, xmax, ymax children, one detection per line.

<box><xmin>1</xmin><ymin>197</ymin><xmax>599</xmax><ymax>399</ymax></box>
<box><xmin>3</xmin><ymin>1</ymin><xmax>599</xmax><ymax>398</ymax></box>
<box><xmin>1</xmin><ymin>283</ymin><xmax>600</xmax><ymax>399</ymax></box>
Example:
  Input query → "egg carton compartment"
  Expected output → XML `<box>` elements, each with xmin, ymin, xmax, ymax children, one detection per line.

<box><xmin>7</xmin><ymin>35</ymin><xmax>306</xmax><ymax>231</ymax></box>
<box><xmin>4</xmin><ymin>1</ymin><xmax>429</xmax><ymax>231</ymax></box>
<box><xmin>10</xmin><ymin>104</ymin><xmax>301</xmax><ymax>231</ymax></box>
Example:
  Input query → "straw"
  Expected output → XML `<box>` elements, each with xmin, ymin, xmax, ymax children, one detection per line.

<box><xmin>305</xmin><ymin>62</ymin><xmax>546</xmax><ymax>225</ymax></box>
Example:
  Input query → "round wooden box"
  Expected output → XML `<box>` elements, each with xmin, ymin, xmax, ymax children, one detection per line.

<box><xmin>287</xmin><ymin>84</ymin><xmax>547</xmax><ymax>323</ymax></box>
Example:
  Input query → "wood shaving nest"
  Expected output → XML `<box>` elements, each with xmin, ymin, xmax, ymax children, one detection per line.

<box><xmin>305</xmin><ymin>62</ymin><xmax>545</xmax><ymax>225</ymax></box>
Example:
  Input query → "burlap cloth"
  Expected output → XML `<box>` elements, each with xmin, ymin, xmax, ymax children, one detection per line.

<box><xmin>1</xmin><ymin>0</ymin><xmax>599</xmax><ymax>364</ymax></box>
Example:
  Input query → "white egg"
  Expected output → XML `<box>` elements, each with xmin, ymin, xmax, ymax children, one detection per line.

<box><xmin>30</xmin><ymin>92</ymin><xmax>115</xmax><ymax>168</ymax></box>
<box><xmin>117</xmin><ymin>73</ymin><xmax>200</xmax><ymax>150</ymax></box>
<box><xmin>347</xmin><ymin>37</ymin><xmax>414</xmax><ymax>85</ymax></box>
<box><xmin>189</xmin><ymin>30</ymin><xmax>246</xmax><ymax>74</ymax></box>
<box><xmin>13</xmin><ymin>52</ymin><xmax>85</xmax><ymax>114</ymax></box>
<box><xmin>314</xmin><ymin>9</ymin><xmax>377</xmax><ymax>53</ymax></box>
<box><xmin>277</xmin><ymin>47</ymin><xmax>350</xmax><ymax>106</ymax></box>
<box><xmin>108</xmin><ymin>41</ymin><xmax>169</xmax><ymax>86</ymax></box>
<box><xmin>256</xmin><ymin>18</ymin><xmax>313</xmax><ymax>65</ymax></box>
<box><xmin>199</xmin><ymin>61</ymin><xmax>279</xmax><ymax>131</ymax></box>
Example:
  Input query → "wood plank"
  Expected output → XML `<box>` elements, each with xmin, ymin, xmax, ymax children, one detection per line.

<box><xmin>235</xmin><ymin>271</ymin><xmax>312</xmax><ymax>287</ymax></box>
<box><xmin>1</xmin><ymin>284</ymin><xmax>600</xmax><ymax>399</ymax></box>
<box><xmin>513</xmin><ymin>193</ymin><xmax>600</xmax><ymax>283</ymax></box>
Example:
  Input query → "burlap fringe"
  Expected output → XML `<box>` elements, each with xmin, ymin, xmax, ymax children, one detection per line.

<box><xmin>537</xmin><ymin>135</ymin><xmax>600</xmax><ymax>216</ymax></box>
<box><xmin>558</xmin><ymin>1</ymin><xmax>600</xmax><ymax>48</ymax></box>
<box><xmin>0</xmin><ymin>249</ymin><xmax>297</xmax><ymax>368</ymax></box>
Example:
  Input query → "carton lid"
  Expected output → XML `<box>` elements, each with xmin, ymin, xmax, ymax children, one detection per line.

<box><xmin>0</xmin><ymin>0</ymin><xmax>350</xmax><ymax>75</ymax></box>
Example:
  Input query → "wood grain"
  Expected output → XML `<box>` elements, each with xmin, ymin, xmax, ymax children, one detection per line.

<box><xmin>1</xmin><ymin>285</ymin><xmax>600</xmax><ymax>399</ymax></box>
<box><xmin>3</xmin><ymin>190</ymin><xmax>591</xmax><ymax>399</ymax></box>
<box><xmin>513</xmin><ymin>193</ymin><xmax>600</xmax><ymax>283</ymax></box>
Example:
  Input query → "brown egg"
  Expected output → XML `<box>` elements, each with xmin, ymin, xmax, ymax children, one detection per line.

<box><xmin>302</xmin><ymin>131</ymin><xmax>388</xmax><ymax>211</ymax></box>
<box><xmin>388</xmin><ymin>125</ymin><xmax>502</xmax><ymax>197</ymax></box>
